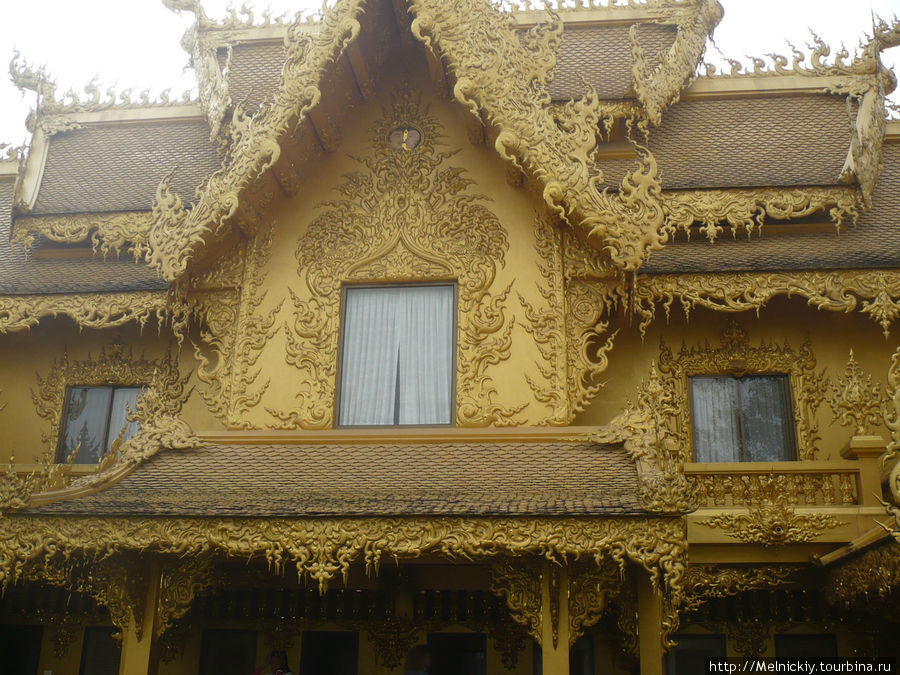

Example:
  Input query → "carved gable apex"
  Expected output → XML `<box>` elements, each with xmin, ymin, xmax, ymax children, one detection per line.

<box><xmin>146</xmin><ymin>0</ymin><xmax>725</xmax><ymax>283</ymax></box>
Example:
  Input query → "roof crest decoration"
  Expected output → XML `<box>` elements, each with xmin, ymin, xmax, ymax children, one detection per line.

<box><xmin>496</xmin><ymin>0</ymin><xmax>703</xmax><ymax>12</ymax></box>
<box><xmin>9</xmin><ymin>52</ymin><xmax>195</xmax><ymax>119</ymax></box>
<box><xmin>147</xmin><ymin>0</ymin><xmax>366</xmax><ymax>281</ymax></box>
<box><xmin>167</xmin><ymin>0</ymin><xmax>322</xmax><ymax>31</ymax></box>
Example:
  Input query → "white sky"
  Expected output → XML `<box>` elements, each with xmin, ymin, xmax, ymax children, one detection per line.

<box><xmin>0</xmin><ymin>0</ymin><xmax>899</xmax><ymax>146</ymax></box>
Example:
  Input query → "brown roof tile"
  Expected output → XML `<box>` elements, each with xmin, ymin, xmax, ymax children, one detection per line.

<box><xmin>28</xmin><ymin>441</ymin><xmax>645</xmax><ymax>517</ymax></box>
<box><xmin>33</xmin><ymin>120</ymin><xmax>220</xmax><ymax>214</ymax></box>
<box><xmin>643</xmin><ymin>143</ymin><xmax>900</xmax><ymax>273</ymax></box>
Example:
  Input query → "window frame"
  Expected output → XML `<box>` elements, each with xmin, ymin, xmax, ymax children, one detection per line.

<box><xmin>335</xmin><ymin>280</ymin><xmax>459</xmax><ymax>428</ymax></box>
<box><xmin>56</xmin><ymin>384</ymin><xmax>146</xmax><ymax>464</ymax></box>
<box><xmin>688</xmin><ymin>373</ymin><xmax>798</xmax><ymax>463</ymax></box>
<box><xmin>656</xmin><ymin>322</ymin><xmax>823</xmax><ymax>463</ymax></box>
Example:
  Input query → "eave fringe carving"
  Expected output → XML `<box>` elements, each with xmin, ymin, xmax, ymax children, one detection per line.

<box><xmin>146</xmin><ymin>0</ymin><xmax>366</xmax><ymax>281</ymax></box>
<box><xmin>825</xmin><ymin>542</ymin><xmax>900</xmax><ymax>608</ymax></box>
<box><xmin>0</xmin><ymin>290</ymin><xmax>173</xmax><ymax>334</ymax></box>
<box><xmin>886</xmin><ymin>345</ymin><xmax>900</xmax><ymax>459</ymax></box>
<box><xmin>11</xmin><ymin>212</ymin><xmax>153</xmax><ymax>260</ymax></box>
<box><xmin>0</xmin><ymin>517</ymin><xmax>687</xmax><ymax>610</ymax></box>
<box><xmin>660</xmin><ymin>186</ymin><xmax>861</xmax><ymax>242</ymax></box>
<box><xmin>631</xmin><ymin>269</ymin><xmax>900</xmax><ymax>338</ymax></box>
<box><xmin>628</xmin><ymin>0</ymin><xmax>722</xmax><ymax>126</ymax></box>
<box><xmin>275</xmin><ymin>90</ymin><xmax>523</xmax><ymax>428</ymax></box>
<box><xmin>681</xmin><ymin>565</ymin><xmax>795</xmax><ymax>613</ymax></box>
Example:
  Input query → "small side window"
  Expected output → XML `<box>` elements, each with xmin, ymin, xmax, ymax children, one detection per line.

<box><xmin>690</xmin><ymin>374</ymin><xmax>796</xmax><ymax>462</ymax></box>
<box><xmin>58</xmin><ymin>386</ymin><xmax>144</xmax><ymax>463</ymax></box>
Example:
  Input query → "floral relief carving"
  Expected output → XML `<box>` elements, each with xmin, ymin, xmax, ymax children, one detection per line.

<box><xmin>274</xmin><ymin>90</ymin><xmax>523</xmax><ymax>429</ymax></box>
<box><xmin>656</xmin><ymin>321</ymin><xmax>826</xmax><ymax>461</ymax></box>
<box><xmin>681</xmin><ymin>565</ymin><xmax>795</xmax><ymax>613</ymax></box>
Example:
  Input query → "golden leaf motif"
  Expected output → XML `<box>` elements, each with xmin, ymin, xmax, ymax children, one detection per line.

<box><xmin>12</xmin><ymin>212</ymin><xmax>153</xmax><ymax>261</ymax></box>
<box><xmin>826</xmin><ymin>349</ymin><xmax>888</xmax><ymax>435</ymax></box>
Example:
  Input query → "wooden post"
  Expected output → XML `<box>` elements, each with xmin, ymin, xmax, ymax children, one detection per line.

<box><xmin>540</xmin><ymin>561</ymin><xmax>569</xmax><ymax>675</ymax></box>
<box><xmin>637</xmin><ymin>570</ymin><xmax>664</xmax><ymax>675</ymax></box>
<box><xmin>118</xmin><ymin>559</ymin><xmax>162</xmax><ymax>675</ymax></box>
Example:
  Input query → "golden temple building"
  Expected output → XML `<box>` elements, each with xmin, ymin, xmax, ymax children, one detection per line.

<box><xmin>3</xmin><ymin>0</ymin><xmax>900</xmax><ymax>673</ymax></box>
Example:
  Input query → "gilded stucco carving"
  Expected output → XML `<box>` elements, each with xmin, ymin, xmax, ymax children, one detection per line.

<box><xmin>31</xmin><ymin>341</ymin><xmax>190</xmax><ymax>456</ymax></box>
<box><xmin>410</xmin><ymin>0</ymin><xmax>672</xmax><ymax>271</ymax></box>
<box><xmin>489</xmin><ymin>558</ymin><xmax>542</xmax><ymax>643</ymax></box>
<box><xmin>12</xmin><ymin>212</ymin><xmax>153</xmax><ymax>260</ymax></box>
<box><xmin>825</xmin><ymin>349</ymin><xmax>888</xmax><ymax>435</ymax></box>
<box><xmin>366</xmin><ymin>618</ymin><xmax>421</xmax><ymax>670</ymax></box>
<box><xmin>567</xmin><ymin>561</ymin><xmax>620</xmax><ymax>647</ymax></box>
<box><xmin>0</xmin><ymin>516</ymin><xmax>687</xmax><ymax>609</ymax></box>
<box><xmin>681</xmin><ymin>565</ymin><xmax>795</xmax><ymax>613</ymax></box>
<box><xmin>0</xmin><ymin>290</ymin><xmax>172</xmax><ymax>334</ymax></box>
<box><xmin>887</xmin><ymin>345</ymin><xmax>900</xmax><ymax>459</ymax></box>
<box><xmin>521</xmin><ymin>216</ymin><xmax>620</xmax><ymax>425</ymax></box>
<box><xmin>628</xmin><ymin>0</ymin><xmax>722</xmax><ymax>126</ymax></box>
<box><xmin>0</xmin><ymin>455</ymin><xmax>71</xmax><ymax>513</ymax></box>
<box><xmin>660</xmin><ymin>186</ymin><xmax>861</xmax><ymax>242</ymax></box>
<box><xmin>698</xmin><ymin>479</ymin><xmax>844</xmax><ymax>547</ymax></box>
<box><xmin>275</xmin><ymin>91</ymin><xmax>523</xmax><ymax>428</ymax></box>
<box><xmin>657</xmin><ymin>322</ymin><xmax>825</xmax><ymax>461</ymax></box>
<box><xmin>190</xmin><ymin>225</ymin><xmax>281</xmax><ymax>428</ymax></box>
<box><xmin>690</xmin><ymin>470</ymin><xmax>858</xmax><ymax>508</ymax></box>
<box><xmin>825</xmin><ymin>543</ymin><xmax>900</xmax><ymax>607</ymax></box>
<box><xmin>157</xmin><ymin>556</ymin><xmax>216</xmax><ymax>638</ymax></box>
<box><xmin>631</xmin><ymin>270</ymin><xmax>900</xmax><ymax>339</ymax></box>
<box><xmin>147</xmin><ymin>0</ymin><xmax>367</xmax><ymax>281</ymax></box>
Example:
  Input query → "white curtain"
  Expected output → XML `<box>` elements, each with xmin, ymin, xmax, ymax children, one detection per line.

<box><xmin>62</xmin><ymin>386</ymin><xmax>111</xmax><ymax>464</ymax></box>
<box><xmin>740</xmin><ymin>375</ymin><xmax>795</xmax><ymax>462</ymax></box>
<box><xmin>690</xmin><ymin>376</ymin><xmax>741</xmax><ymax>462</ymax></box>
<box><xmin>340</xmin><ymin>285</ymin><xmax>454</xmax><ymax>425</ymax></box>
<box><xmin>107</xmin><ymin>387</ymin><xmax>143</xmax><ymax>448</ymax></box>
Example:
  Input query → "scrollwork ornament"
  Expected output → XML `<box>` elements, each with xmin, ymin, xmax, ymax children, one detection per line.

<box><xmin>489</xmin><ymin>557</ymin><xmax>542</xmax><ymax>643</ymax></box>
<box><xmin>567</xmin><ymin>561</ymin><xmax>620</xmax><ymax>647</ymax></box>
<box><xmin>12</xmin><ymin>212</ymin><xmax>153</xmax><ymax>260</ymax></box>
<box><xmin>681</xmin><ymin>565</ymin><xmax>795</xmax><ymax>613</ymax></box>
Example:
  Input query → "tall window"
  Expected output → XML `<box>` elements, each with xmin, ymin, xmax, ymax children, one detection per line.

<box><xmin>690</xmin><ymin>374</ymin><xmax>796</xmax><ymax>462</ymax></box>
<box><xmin>58</xmin><ymin>386</ymin><xmax>144</xmax><ymax>464</ymax></box>
<box><xmin>338</xmin><ymin>284</ymin><xmax>454</xmax><ymax>426</ymax></box>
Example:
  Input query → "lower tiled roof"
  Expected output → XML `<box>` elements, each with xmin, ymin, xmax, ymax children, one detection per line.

<box><xmin>27</xmin><ymin>440</ymin><xmax>645</xmax><ymax>517</ymax></box>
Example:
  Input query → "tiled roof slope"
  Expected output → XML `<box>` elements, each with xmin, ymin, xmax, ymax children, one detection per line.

<box><xmin>0</xmin><ymin>178</ymin><xmax>165</xmax><ymax>294</ymax></box>
<box><xmin>601</xmin><ymin>95</ymin><xmax>851</xmax><ymax>190</ymax></box>
<box><xmin>32</xmin><ymin>120</ymin><xmax>220</xmax><ymax>215</ymax></box>
<box><xmin>548</xmin><ymin>23</ymin><xmax>676</xmax><ymax>100</ymax></box>
<box><xmin>644</xmin><ymin>142</ymin><xmax>900</xmax><ymax>274</ymax></box>
<box><xmin>219</xmin><ymin>41</ymin><xmax>286</xmax><ymax>113</ymax></box>
<box><xmin>27</xmin><ymin>440</ymin><xmax>645</xmax><ymax>517</ymax></box>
